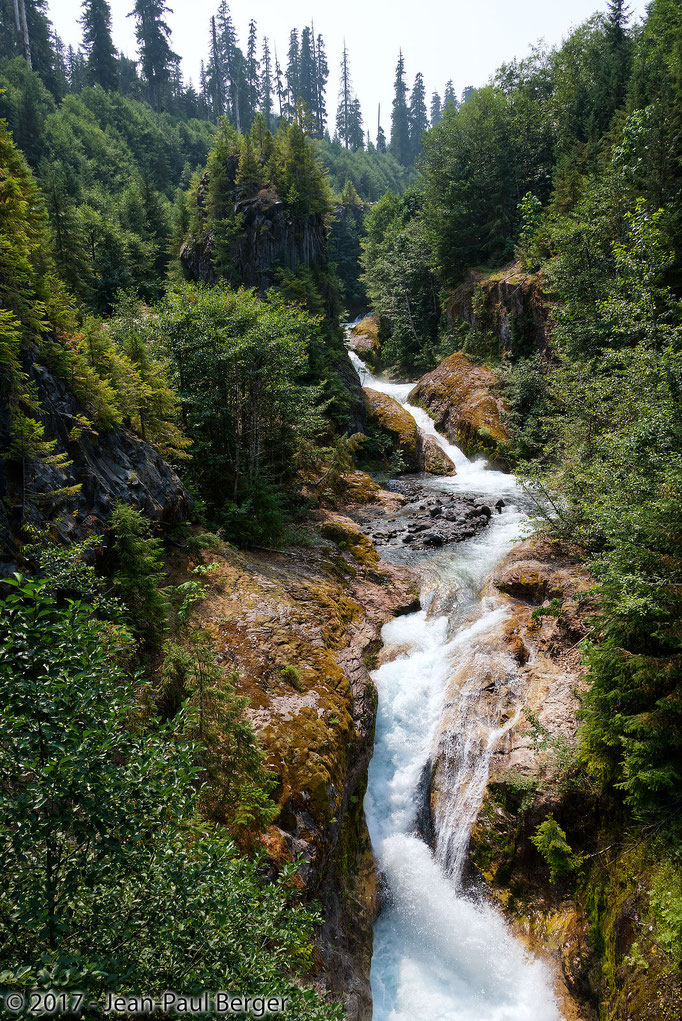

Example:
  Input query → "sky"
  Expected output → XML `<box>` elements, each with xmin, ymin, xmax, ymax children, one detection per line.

<box><xmin>48</xmin><ymin>0</ymin><xmax>650</xmax><ymax>136</ymax></box>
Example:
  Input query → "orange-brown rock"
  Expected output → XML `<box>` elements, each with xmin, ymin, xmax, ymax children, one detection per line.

<box><xmin>349</xmin><ymin>315</ymin><xmax>382</xmax><ymax>368</ymax></box>
<box><xmin>364</xmin><ymin>387</ymin><xmax>422</xmax><ymax>472</ymax></box>
<box><xmin>408</xmin><ymin>351</ymin><xmax>510</xmax><ymax>462</ymax></box>
<box><xmin>175</xmin><ymin>518</ymin><xmax>419</xmax><ymax>1021</ymax></box>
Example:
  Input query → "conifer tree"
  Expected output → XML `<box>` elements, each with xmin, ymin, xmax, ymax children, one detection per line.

<box><xmin>273</xmin><ymin>45</ymin><xmax>285</xmax><ymax>118</ymax></box>
<box><xmin>430</xmin><ymin>91</ymin><xmax>442</xmax><ymax>126</ymax></box>
<box><xmin>443</xmin><ymin>80</ymin><xmax>458</xmax><ymax>112</ymax></box>
<box><xmin>336</xmin><ymin>43</ymin><xmax>355</xmax><ymax>149</ymax></box>
<box><xmin>315</xmin><ymin>33</ymin><xmax>329</xmax><ymax>136</ymax></box>
<box><xmin>285</xmin><ymin>29</ymin><xmax>299</xmax><ymax>117</ymax></box>
<box><xmin>130</xmin><ymin>0</ymin><xmax>178</xmax><ymax>112</ymax></box>
<box><xmin>80</xmin><ymin>0</ymin><xmax>117</xmax><ymax>90</ymax></box>
<box><xmin>261</xmin><ymin>36</ymin><xmax>273</xmax><ymax>128</ymax></box>
<box><xmin>299</xmin><ymin>27</ymin><xmax>316</xmax><ymax>122</ymax></box>
<box><xmin>376</xmin><ymin>119</ymin><xmax>387</xmax><ymax>153</ymax></box>
<box><xmin>244</xmin><ymin>19</ymin><xmax>259</xmax><ymax>127</ymax></box>
<box><xmin>390</xmin><ymin>50</ymin><xmax>411</xmax><ymax>166</ymax></box>
<box><xmin>209</xmin><ymin>15</ymin><xmax>226</xmax><ymax>119</ymax></box>
<box><xmin>409</xmin><ymin>71</ymin><xmax>428</xmax><ymax>163</ymax></box>
<box><xmin>23</xmin><ymin>0</ymin><xmax>61</xmax><ymax>95</ymax></box>
<box><xmin>216</xmin><ymin>0</ymin><xmax>240</xmax><ymax>129</ymax></box>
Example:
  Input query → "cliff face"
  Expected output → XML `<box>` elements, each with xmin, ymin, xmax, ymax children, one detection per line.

<box><xmin>0</xmin><ymin>362</ymin><xmax>192</xmax><ymax>568</ymax></box>
<box><xmin>180</xmin><ymin>165</ymin><xmax>328</xmax><ymax>293</ymax></box>
<box><xmin>175</xmin><ymin>503</ymin><xmax>419</xmax><ymax>1021</ymax></box>
<box><xmin>447</xmin><ymin>264</ymin><xmax>551</xmax><ymax>358</ymax></box>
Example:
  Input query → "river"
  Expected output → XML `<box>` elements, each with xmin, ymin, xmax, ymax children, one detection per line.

<box><xmin>349</xmin><ymin>351</ymin><xmax>563</xmax><ymax>1021</ymax></box>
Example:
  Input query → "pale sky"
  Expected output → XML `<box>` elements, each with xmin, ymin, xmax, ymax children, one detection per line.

<box><xmin>48</xmin><ymin>0</ymin><xmax>650</xmax><ymax>137</ymax></box>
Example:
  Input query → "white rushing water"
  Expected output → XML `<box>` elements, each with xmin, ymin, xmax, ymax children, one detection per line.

<box><xmin>351</xmin><ymin>350</ymin><xmax>563</xmax><ymax>1021</ymax></box>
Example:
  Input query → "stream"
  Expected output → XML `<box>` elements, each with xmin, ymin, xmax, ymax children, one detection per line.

<box><xmin>350</xmin><ymin>351</ymin><xmax>563</xmax><ymax>1021</ymax></box>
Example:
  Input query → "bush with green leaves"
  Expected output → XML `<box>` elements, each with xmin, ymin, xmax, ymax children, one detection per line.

<box><xmin>0</xmin><ymin>576</ymin><xmax>341</xmax><ymax>1019</ymax></box>
<box><xmin>531</xmin><ymin>817</ymin><xmax>582</xmax><ymax>884</ymax></box>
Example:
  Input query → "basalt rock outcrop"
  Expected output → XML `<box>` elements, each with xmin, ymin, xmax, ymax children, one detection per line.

<box><xmin>178</xmin><ymin>515</ymin><xmax>419</xmax><ymax>1021</ymax></box>
<box><xmin>180</xmin><ymin>163</ymin><xmax>329</xmax><ymax>294</ymax></box>
<box><xmin>0</xmin><ymin>361</ymin><xmax>192</xmax><ymax>569</ymax></box>
<box><xmin>447</xmin><ymin>263</ymin><xmax>551</xmax><ymax>358</ymax></box>
<box><xmin>408</xmin><ymin>352</ymin><xmax>511</xmax><ymax>464</ymax></box>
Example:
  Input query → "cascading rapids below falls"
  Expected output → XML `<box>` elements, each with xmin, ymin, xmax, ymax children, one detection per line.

<box><xmin>349</xmin><ymin>349</ymin><xmax>563</xmax><ymax>1021</ymax></box>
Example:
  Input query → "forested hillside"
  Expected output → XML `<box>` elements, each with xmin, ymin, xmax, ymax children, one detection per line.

<box><xmin>1</xmin><ymin>0</ymin><xmax>681</xmax><ymax>1018</ymax></box>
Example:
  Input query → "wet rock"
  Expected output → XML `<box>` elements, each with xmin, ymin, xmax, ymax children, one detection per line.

<box><xmin>408</xmin><ymin>352</ymin><xmax>511</xmax><ymax>464</ymax></box>
<box><xmin>364</xmin><ymin>387</ymin><xmax>422</xmax><ymax>472</ymax></box>
<box><xmin>421</xmin><ymin>433</ymin><xmax>457</xmax><ymax>476</ymax></box>
<box><xmin>348</xmin><ymin>316</ymin><xmax>382</xmax><ymax>370</ymax></box>
<box><xmin>353</xmin><ymin>477</ymin><xmax>499</xmax><ymax>553</ymax></box>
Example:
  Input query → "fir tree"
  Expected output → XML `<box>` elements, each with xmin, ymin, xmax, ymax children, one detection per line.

<box><xmin>390</xmin><ymin>50</ymin><xmax>411</xmax><ymax>166</ymax></box>
<box><xmin>409</xmin><ymin>71</ymin><xmax>428</xmax><ymax>163</ymax></box>
<box><xmin>430</xmin><ymin>91</ymin><xmax>442</xmax><ymax>126</ymax></box>
<box><xmin>443</xmin><ymin>80</ymin><xmax>458</xmax><ymax>112</ymax></box>
<box><xmin>209</xmin><ymin>15</ymin><xmax>226</xmax><ymax>120</ymax></box>
<box><xmin>299</xmin><ymin>27</ymin><xmax>316</xmax><ymax>123</ymax></box>
<box><xmin>461</xmin><ymin>85</ymin><xmax>474</xmax><ymax>104</ymax></box>
<box><xmin>23</xmin><ymin>0</ymin><xmax>61</xmax><ymax>96</ymax></box>
<box><xmin>244</xmin><ymin>19</ymin><xmax>259</xmax><ymax>128</ymax></box>
<box><xmin>315</xmin><ymin>33</ymin><xmax>329</xmax><ymax>137</ymax></box>
<box><xmin>273</xmin><ymin>45</ymin><xmax>285</xmax><ymax>118</ymax></box>
<box><xmin>336</xmin><ymin>41</ymin><xmax>355</xmax><ymax>148</ymax></box>
<box><xmin>376</xmin><ymin>120</ymin><xmax>387</xmax><ymax>153</ymax></box>
<box><xmin>285</xmin><ymin>29</ymin><xmax>299</xmax><ymax>117</ymax></box>
<box><xmin>216</xmin><ymin>1</ymin><xmax>240</xmax><ymax>129</ymax></box>
<box><xmin>130</xmin><ymin>0</ymin><xmax>179</xmax><ymax>112</ymax></box>
<box><xmin>80</xmin><ymin>0</ymin><xmax>117</xmax><ymax>90</ymax></box>
<box><xmin>261</xmin><ymin>36</ymin><xmax>273</xmax><ymax>128</ymax></box>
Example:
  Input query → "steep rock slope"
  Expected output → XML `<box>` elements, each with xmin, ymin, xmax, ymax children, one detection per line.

<box><xmin>447</xmin><ymin>264</ymin><xmax>551</xmax><ymax>357</ymax></box>
<box><xmin>0</xmin><ymin>362</ymin><xmax>191</xmax><ymax>568</ymax></box>
<box><xmin>178</xmin><ymin>512</ymin><xmax>419</xmax><ymax>1021</ymax></box>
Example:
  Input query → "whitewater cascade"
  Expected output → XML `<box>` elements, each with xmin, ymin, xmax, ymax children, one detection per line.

<box><xmin>350</xmin><ymin>350</ymin><xmax>563</xmax><ymax>1021</ymax></box>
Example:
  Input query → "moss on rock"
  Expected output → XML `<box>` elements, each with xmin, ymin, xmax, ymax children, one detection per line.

<box><xmin>364</xmin><ymin>387</ymin><xmax>422</xmax><ymax>472</ymax></box>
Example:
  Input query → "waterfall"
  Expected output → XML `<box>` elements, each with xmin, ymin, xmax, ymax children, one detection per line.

<box><xmin>351</xmin><ymin>348</ymin><xmax>563</xmax><ymax>1021</ymax></box>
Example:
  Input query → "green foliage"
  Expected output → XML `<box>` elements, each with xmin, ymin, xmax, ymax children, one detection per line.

<box><xmin>650</xmin><ymin>859</ymin><xmax>682</xmax><ymax>967</ymax></box>
<box><xmin>361</xmin><ymin>189</ymin><xmax>448</xmax><ymax>371</ymax></box>
<box><xmin>0</xmin><ymin>577</ymin><xmax>340</xmax><ymax>1019</ymax></box>
<box><xmin>531</xmin><ymin>816</ymin><xmax>582</xmax><ymax>883</ymax></box>
<box><xmin>109</xmin><ymin>503</ymin><xmax>168</xmax><ymax>640</ymax></box>
<box><xmin>154</xmin><ymin>284</ymin><xmax>325</xmax><ymax>543</ymax></box>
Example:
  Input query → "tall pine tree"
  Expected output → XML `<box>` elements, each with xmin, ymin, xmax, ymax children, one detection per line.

<box><xmin>299</xmin><ymin>26</ymin><xmax>316</xmax><ymax>127</ymax></box>
<box><xmin>390</xmin><ymin>50</ymin><xmax>411</xmax><ymax>166</ymax></box>
<box><xmin>409</xmin><ymin>71</ymin><xmax>428</xmax><ymax>163</ymax></box>
<box><xmin>244</xmin><ymin>19</ymin><xmax>259</xmax><ymax>128</ymax></box>
<box><xmin>80</xmin><ymin>0</ymin><xmax>117</xmax><ymax>91</ymax></box>
<box><xmin>130</xmin><ymin>0</ymin><xmax>178</xmax><ymax>112</ymax></box>
<box><xmin>285</xmin><ymin>29</ymin><xmax>299</xmax><ymax>118</ymax></box>
<box><xmin>443</xmin><ymin>80</ymin><xmax>458</xmax><ymax>112</ymax></box>
<box><xmin>315</xmin><ymin>32</ymin><xmax>329</xmax><ymax>137</ymax></box>
<box><xmin>431</xmin><ymin>91</ymin><xmax>442</xmax><ymax>126</ymax></box>
<box><xmin>261</xmin><ymin>36</ymin><xmax>273</xmax><ymax>128</ymax></box>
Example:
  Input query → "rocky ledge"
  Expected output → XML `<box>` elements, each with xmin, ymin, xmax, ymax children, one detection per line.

<box><xmin>174</xmin><ymin>509</ymin><xmax>419</xmax><ymax>1021</ymax></box>
<box><xmin>352</xmin><ymin>478</ymin><xmax>502</xmax><ymax>552</ymax></box>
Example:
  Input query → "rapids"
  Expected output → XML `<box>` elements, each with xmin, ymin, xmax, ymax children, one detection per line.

<box><xmin>350</xmin><ymin>350</ymin><xmax>563</xmax><ymax>1021</ymax></box>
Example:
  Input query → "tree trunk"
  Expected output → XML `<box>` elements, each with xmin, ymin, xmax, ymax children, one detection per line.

<box><xmin>18</xmin><ymin>0</ymin><xmax>31</xmax><ymax>68</ymax></box>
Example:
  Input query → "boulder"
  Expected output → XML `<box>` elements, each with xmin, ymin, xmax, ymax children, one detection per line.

<box><xmin>364</xmin><ymin>387</ymin><xmax>422</xmax><ymax>472</ymax></box>
<box><xmin>421</xmin><ymin>433</ymin><xmax>456</xmax><ymax>476</ymax></box>
<box><xmin>408</xmin><ymin>351</ymin><xmax>510</xmax><ymax>463</ymax></box>
<box><xmin>349</xmin><ymin>315</ymin><xmax>382</xmax><ymax>369</ymax></box>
